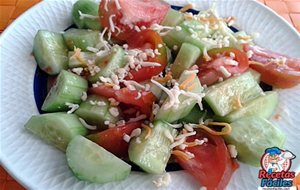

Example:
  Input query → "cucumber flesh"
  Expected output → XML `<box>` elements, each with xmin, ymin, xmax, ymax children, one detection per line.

<box><xmin>42</xmin><ymin>70</ymin><xmax>88</xmax><ymax>112</ymax></box>
<box><xmin>171</xmin><ymin>43</ymin><xmax>201</xmax><ymax>78</ymax></box>
<box><xmin>248</xmin><ymin>68</ymin><xmax>261</xmax><ymax>83</ymax></box>
<box><xmin>204</xmin><ymin>71</ymin><xmax>263</xmax><ymax>117</ymax></box>
<box><xmin>72</xmin><ymin>0</ymin><xmax>101</xmax><ymax>30</ymax></box>
<box><xmin>66</xmin><ymin>136</ymin><xmax>131</xmax><ymax>183</ymax></box>
<box><xmin>25</xmin><ymin>113</ymin><xmax>88</xmax><ymax>151</ymax></box>
<box><xmin>128</xmin><ymin>120</ymin><xmax>177</xmax><ymax>174</ymax></box>
<box><xmin>75</xmin><ymin>95</ymin><xmax>120</xmax><ymax>128</ymax></box>
<box><xmin>214</xmin><ymin>91</ymin><xmax>278</xmax><ymax>123</ymax></box>
<box><xmin>155</xmin><ymin>70</ymin><xmax>203</xmax><ymax>123</ymax></box>
<box><xmin>68</xmin><ymin>51</ymin><xmax>95</xmax><ymax>68</ymax></box>
<box><xmin>224</xmin><ymin>116</ymin><xmax>286</xmax><ymax>166</ymax></box>
<box><xmin>180</xmin><ymin>20</ymin><xmax>213</xmax><ymax>38</ymax></box>
<box><xmin>89</xmin><ymin>46</ymin><xmax>126</xmax><ymax>83</ymax></box>
<box><xmin>161</xmin><ymin>8</ymin><xmax>184</xmax><ymax>26</ymax></box>
<box><xmin>179</xmin><ymin>105</ymin><xmax>209</xmax><ymax>124</ymax></box>
<box><xmin>33</xmin><ymin>30</ymin><xmax>68</xmax><ymax>75</ymax></box>
<box><xmin>63</xmin><ymin>29</ymin><xmax>100</xmax><ymax>51</ymax></box>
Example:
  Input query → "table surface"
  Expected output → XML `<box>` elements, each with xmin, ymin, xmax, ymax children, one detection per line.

<box><xmin>0</xmin><ymin>0</ymin><xmax>300</xmax><ymax>189</ymax></box>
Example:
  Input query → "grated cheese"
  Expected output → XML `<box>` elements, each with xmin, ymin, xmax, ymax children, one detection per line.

<box><xmin>114</xmin><ymin>0</ymin><xmax>121</xmax><ymax>10</ymax></box>
<box><xmin>109</xmin><ymin>107</ymin><xmax>119</xmax><ymax>117</ymax></box>
<box><xmin>78</xmin><ymin>10</ymin><xmax>99</xmax><ymax>20</ymax></box>
<box><xmin>79</xmin><ymin>118</ymin><xmax>97</xmax><ymax>130</ymax></box>
<box><xmin>224</xmin><ymin>58</ymin><xmax>239</xmax><ymax>66</ymax></box>
<box><xmin>227</xmin><ymin>144</ymin><xmax>238</xmax><ymax>158</ymax></box>
<box><xmin>130</xmin><ymin>128</ymin><xmax>142</xmax><ymax>138</ymax></box>
<box><xmin>86</xmin><ymin>46</ymin><xmax>99</xmax><ymax>53</ymax></box>
<box><xmin>72</xmin><ymin>67</ymin><xmax>83</xmax><ymax>76</ymax></box>
<box><xmin>109</xmin><ymin>14</ymin><xmax>116</xmax><ymax>32</ymax></box>
<box><xmin>175</xmin><ymin>131</ymin><xmax>196</xmax><ymax>141</ymax></box>
<box><xmin>123</xmin><ymin>134</ymin><xmax>131</xmax><ymax>143</ymax></box>
<box><xmin>219</xmin><ymin>66</ymin><xmax>232</xmax><ymax>78</ymax></box>
<box><xmin>135</xmin><ymin>137</ymin><xmax>141</xmax><ymax>144</ymax></box>
<box><xmin>65</xmin><ymin>102</ymin><xmax>79</xmax><ymax>114</ymax></box>
<box><xmin>153</xmin><ymin>173</ymin><xmax>171</xmax><ymax>188</ymax></box>
<box><xmin>246</xmin><ymin>50</ymin><xmax>254</xmax><ymax>58</ymax></box>
<box><xmin>104</xmin><ymin>0</ymin><xmax>109</xmax><ymax>11</ymax></box>
<box><xmin>81</xmin><ymin>92</ymin><xmax>87</xmax><ymax>101</ymax></box>
<box><xmin>170</xmin><ymin>137</ymin><xmax>186</xmax><ymax>149</ymax></box>
<box><xmin>128</xmin><ymin>114</ymin><xmax>147</xmax><ymax>122</ymax></box>
<box><xmin>164</xmin><ymin>130</ymin><xmax>174</xmax><ymax>142</ymax></box>
<box><xmin>135</xmin><ymin>92</ymin><xmax>142</xmax><ymax>100</ymax></box>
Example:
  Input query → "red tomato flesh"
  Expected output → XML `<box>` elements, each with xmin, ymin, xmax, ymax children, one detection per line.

<box><xmin>174</xmin><ymin>130</ymin><xmax>239</xmax><ymax>190</ymax></box>
<box><xmin>197</xmin><ymin>47</ymin><xmax>249</xmax><ymax>86</ymax></box>
<box><xmin>125</xmin><ymin>29</ymin><xmax>168</xmax><ymax>82</ymax></box>
<box><xmin>244</xmin><ymin>44</ymin><xmax>300</xmax><ymax>88</ymax></box>
<box><xmin>89</xmin><ymin>85</ymin><xmax>156</xmax><ymax>116</ymax></box>
<box><xmin>87</xmin><ymin>122</ymin><xmax>142</xmax><ymax>158</ymax></box>
<box><xmin>99</xmin><ymin>0</ymin><xmax>169</xmax><ymax>41</ymax></box>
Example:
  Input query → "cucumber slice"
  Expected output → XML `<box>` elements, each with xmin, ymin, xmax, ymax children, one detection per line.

<box><xmin>180</xmin><ymin>20</ymin><xmax>213</xmax><ymax>38</ymax></box>
<box><xmin>75</xmin><ymin>95</ymin><xmax>120</xmax><ymax>127</ymax></box>
<box><xmin>248</xmin><ymin>68</ymin><xmax>261</xmax><ymax>82</ymax></box>
<box><xmin>204</xmin><ymin>71</ymin><xmax>263</xmax><ymax>116</ymax></box>
<box><xmin>33</xmin><ymin>30</ymin><xmax>68</xmax><ymax>75</ymax></box>
<box><xmin>224</xmin><ymin>116</ymin><xmax>286</xmax><ymax>166</ymax></box>
<box><xmin>155</xmin><ymin>70</ymin><xmax>203</xmax><ymax>123</ymax></box>
<box><xmin>66</xmin><ymin>136</ymin><xmax>131</xmax><ymax>183</ymax></box>
<box><xmin>68</xmin><ymin>51</ymin><xmax>95</xmax><ymax>68</ymax></box>
<box><xmin>89</xmin><ymin>46</ymin><xmax>126</xmax><ymax>83</ymax></box>
<box><xmin>63</xmin><ymin>29</ymin><xmax>100</xmax><ymax>51</ymax></box>
<box><xmin>171</xmin><ymin>43</ymin><xmax>201</xmax><ymax>78</ymax></box>
<box><xmin>163</xmin><ymin>29</ymin><xmax>215</xmax><ymax>52</ymax></box>
<box><xmin>128</xmin><ymin>120</ymin><xmax>177</xmax><ymax>174</ymax></box>
<box><xmin>179</xmin><ymin>105</ymin><xmax>210</xmax><ymax>124</ymax></box>
<box><xmin>72</xmin><ymin>0</ymin><xmax>101</xmax><ymax>30</ymax></box>
<box><xmin>161</xmin><ymin>8</ymin><xmax>184</xmax><ymax>26</ymax></box>
<box><xmin>25</xmin><ymin>113</ymin><xmax>88</xmax><ymax>151</ymax></box>
<box><xmin>215</xmin><ymin>91</ymin><xmax>278</xmax><ymax>123</ymax></box>
<box><xmin>42</xmin><ymin>70</ymin><xmax>88</xmax><ymax>112</ymax></box>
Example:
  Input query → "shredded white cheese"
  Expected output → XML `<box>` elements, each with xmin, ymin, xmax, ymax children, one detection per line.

<box><xmin>109</xmin><ymin>107</ymin><xmax>119</xmax><ymax>117</ymax></box>
<box><xmin>219</xmin><ymin>66</ymin><xmax>232</xmax><ymax>78</ymax></box>
<box><xmin>153</xmin><ymin>173</ymin><xmax>171</xmax><ymax>188</ymax></box>
<box><xmin>81</xmin><ymin>92</ymin><xmax>87</xmax><ymax>101</ymax></box>
<box><xmin>114</xmin><ymin>0</ymin><xmax>121</xmax><ymax>10</ymax></box>
<box><xmin>65</xmin><ymin>102</ymin><xmax>79</xmax><ymax>114</ymax></box>
<box><xmin>175</xmin><ymin>131</ymin><xmax>196</xmax><ymax>141</ymax></box>
<box><xmin>123</xmin><ymin>134</ymin><xmax>131</xmax><ymax>143</ymax></box>
<box><xmin>128</xmin><ymin>114</ymin><xmax>147</xmax><ymax>122</ymax></box>
<box><xmin>109</xmin><ymin>14</ymin><xmax>116</xmax><ymax>32</ymax></box>
<box><xmin>130</xmin><ymin>128</ymin><xmax>142</xmax><ymax>138</ymax></box>
<box><xmin>71</xmin><ymin>67</ymin><xmax>83</xmax><ymax>76</ymax></box>
<box><xmin>78</xmin><ymin>10</ymin><xmax>99</xmax><ymax>20</ymax></box>
<box><xmin>79</xmin><ymin>118</ymin><xmax>97</xmax><ymax>130</ymax></box>
<box><xmin>227</xmin><ymin>144</ymin><xmax>238</xmax><ymax>158</ymax></box>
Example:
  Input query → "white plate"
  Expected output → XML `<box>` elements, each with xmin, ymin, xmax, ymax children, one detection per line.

<box><xmin>0</xmin><ymin>0</ymin><xmax>299</xmax><ymax>189</ymax></box>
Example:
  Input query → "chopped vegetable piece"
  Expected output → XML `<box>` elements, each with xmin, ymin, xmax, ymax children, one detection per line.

<box><xmin>25</xmin><ymin>113</ymin><xmax>87</xmax><ymax>151</ymax></box>
<box><xmin>66</xmin><ymin>136</ymin><xmax>131</xmax><ymax>183</ymax></box>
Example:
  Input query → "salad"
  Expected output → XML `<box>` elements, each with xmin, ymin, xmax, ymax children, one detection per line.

<box><xmin>24</xmin><ymin>0</ymin><xmax>300</xmax><ymax>189</ymax></box>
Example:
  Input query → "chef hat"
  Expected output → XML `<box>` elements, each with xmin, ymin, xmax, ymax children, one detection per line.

<box><xmin>265</xmin><ymin>147</ymin><xmax>281</xmax><ymax>156</ymax></box>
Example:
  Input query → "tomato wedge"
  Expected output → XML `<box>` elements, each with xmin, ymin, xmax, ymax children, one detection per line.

<box><xmin>87</xmin><ymin>122</ymin><xmax>142</xmax><ymax>158</ymax></box>
<box><xmin>244</xmin><ymin>44</ymin><xmax>300</xmax><ymax>88</ymax></box>
<box><xmin>89</xmin><ymin>85</ymin><xmax>156</xmax><ymax>116</ymax></box>
<box><xmin>99</xmin><ymin>0</ymin><xmax>169</xmax><ymax>41</ymax></box>
<box><xmin>125</xmin><ymin>29</ymin><xmax>168</xmax><ymax>82</ymax></box>
<box><xmin>197</xmin><ymin>47</ymin><xmax>249</xmax><ymax>86</ymax></box>
<box><xmin>174</xmin><ymin>130</ymin><xmax>239</xmax><ymax>190</ymax></box>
